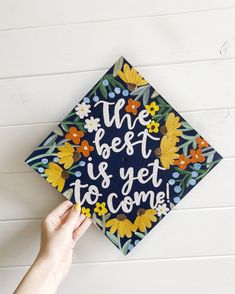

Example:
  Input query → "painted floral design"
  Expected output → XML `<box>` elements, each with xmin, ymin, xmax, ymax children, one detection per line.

<box><xmin>25</xmin><ymin>56</ymin><xmax>222</xmax><ymax>255</ymax></box>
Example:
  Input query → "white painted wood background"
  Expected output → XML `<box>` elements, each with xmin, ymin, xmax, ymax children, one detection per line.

<box><xmin>0</xmin><ymin>1</ymin><xmax>235</xmax><ymax>293</ymax></box>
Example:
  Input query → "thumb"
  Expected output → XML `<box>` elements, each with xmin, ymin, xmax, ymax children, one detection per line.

<box><xmin>64</xmin><ymin>203</ymin><xmax>81</xmax><ymax>231</ymax></box>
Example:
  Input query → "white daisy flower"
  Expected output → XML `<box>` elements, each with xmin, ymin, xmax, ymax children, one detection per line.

<box><xmin>84</xmin><ymin>116</ymin><xmax>101</xmax><ymax>133</ymax></box>
<box><xmin>156</xmin><ymin>203</ymin><xmax>170</xmax><ymax>217</ymax></box>
<box><xmin>75</xmin><ymin>102</ymin><xmax>91</xmax><ymax>119</ymax></box>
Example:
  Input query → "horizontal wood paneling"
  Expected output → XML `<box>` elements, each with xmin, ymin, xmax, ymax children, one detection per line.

<box><xmin>0</xmin><ymin>158</ymin><xmax>232</xmax><ymax>220</ymax></box>
<box><xmin>1</xmin><ymin>256</ymin><xmax>235</xmax><ymax>294</ymax></box>
<box><xmin>0</xmin><ymin>9</ymin><xmax>235</xmax><ymax>79</ymax></box>
<box><xmin>0</xmin><ymin>108</ymin><xmax>230</xmax><ymax>173</ymax></box>
<box><xmin>1</xmin><ymin>207</ymin><xmax>235</xmax><ymax>267</ymax></box>
<box><xmin>0</xmin><ymin>1</ymin><xmax>234</xmax><ymax>30</ymax></box>
<box><xmin>0</xmin><ymin>59</ymin><xmax>234</xmax><ymax>126</ymax></box>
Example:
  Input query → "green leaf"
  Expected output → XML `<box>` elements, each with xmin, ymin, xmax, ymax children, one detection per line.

<box><xmin>157</xmin><ymin>96</ymin><xmax>167</xmax><ymax>106</ymax></box>
<box><xmin>181</xmin><ymin>121</ymin><xmax>192</xmax><ymax>130</ymax></box>
<box><xmin>106</xmin><ymin>231</ymin><xmax>120</xmax><ymax>247</ymax></box>
<box><xmin>206</xmin><ymin>151</ymin><xmax>215</xmax><ymax>168</ymax></box>
<box><xmin>53</xmin><ymin>126</ymin><xmax>64</xmax><ymax>136</ymax></box>
<box><xmin>100</xmin><ymin>83</ymin><xmax>108</xmax><ymax>99</ymax></box>
<box><xmin>134</xmin><ymin>232</ymin><xmax>145</xmax><ymax>239</ymax></box>
<box><xmin>130</xmin><ymin>85</ymin><xmax>148</xmax><ymax>96</ymax></box>
<box><xmin>122</xmin><ymin>239</ymin><xmax>132</xmax><ymax>255</ymax></box>
<box><xmin>113</xmin><ymin>56</ymin><xmax>124</xmax><ymax>76</ymax></box>
<box><xmin>43</xmin><ymin>134</ymin><xmax>58</xmax><ymax>147</ymax></box>
<box><xmin>143</xmin><ymin>86</ymin><xmax>150</xmax><ymax>106</ymax></box>
<box><xmin>63</xmin><ymin>188</ymin><xmax>73</xmax><ymax>200</ymax></box>
<box><xmin>105</xmin><ymin>213</ymin><xmax>111</xmax><ymax>221</ymax></box>
<box><xmin>61</xmin><ymin>122</ymin><xmax>69</xmax><ymax>132</ymax></box>
<box><xmin>151</xmin><ymin>90</ymin><xmax>159</xmax><ymax>99</ymax></box>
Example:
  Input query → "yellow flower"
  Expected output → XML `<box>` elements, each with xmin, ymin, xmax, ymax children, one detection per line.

<box><xmin>94</xmin><ymin>202</ymin><xmax>108</xmax><ymax>216</ymax></box>
<box><xmin>145</xmin><ymin>101</ymin><xmax>159</xmax><ymax>116</ymax></box>
<box><xmin>57</xmin><ymin>142</ymin><xmax>81</xmax><ymax>169</ymax></box>
<box><xmin>160</xmin><ymin>112</ymin><xmax>182</xmax><ymax>142</ymax></box>
<box><xmin>118</xmin><ymin>63</ymin><xmax>148</xmax><ymax>91</ymax></box>
<box><xmin>82</xmin><ymin>207</ymin><xmax>91</xmax><ymax>218</ymax></box>
<box><xmin>106</xmin><ymin>214</ymin><xmax>134</xmax><ymax>238</ymax></box>
<box><xmin>45</xmin><ymin>162</ymin><xmax>69</xmax><ymax>192</ymax></box>
<box><xmin>146</xmin><ymin>120</ymin><xmax>160</xmax><ymax>133</ymax></box>
<box><xmin>133</xmin><ymin>208</ymin><xmax>157</xmax><ymax>232</ymax></box>
<box><xmin>154</xmin><ymin>136</ymin><xmax>179</xmax><ymax>169</ymax></box>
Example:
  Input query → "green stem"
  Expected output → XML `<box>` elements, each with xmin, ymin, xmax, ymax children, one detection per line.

<box><xmin>25</xmin><ymin>153</ymin><xmax>58</xmax><ymax>164</ymax></box>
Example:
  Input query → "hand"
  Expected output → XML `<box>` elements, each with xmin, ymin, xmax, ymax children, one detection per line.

<box><xmin>14</xmin><ymin>200</ymin><xmax>92</xmax><ymax>294</ymax></box>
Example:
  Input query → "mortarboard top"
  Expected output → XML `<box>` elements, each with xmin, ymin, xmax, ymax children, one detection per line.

<box><xmin>25</xmin><ymin>56</ymin><xmax>222</xmax><ymax>255</ymax></box>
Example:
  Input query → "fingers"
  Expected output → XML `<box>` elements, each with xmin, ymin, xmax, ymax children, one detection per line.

<box><xmin>73</xmin><ymin>218</ymin><xmax>92</xmax><ymax>244</ymax></box>
<box><xmin>48</xmin><ymin>200</ymin><xmax>73</xmax><ymax>219</ymax></box>
<box><xmin>63</xmin><ymin>203</ymin><xmax>81</xmax><ymax>231</ymax></box>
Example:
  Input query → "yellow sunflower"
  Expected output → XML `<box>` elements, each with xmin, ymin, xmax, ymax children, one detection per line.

<box><xmin>106</xmin><ymin>214</ymin><xmax>134</xmax><ymax>238</ymax></box>
<box><xmin>45</xmin><ymin>162</ymin><xmax>69</xmax><ymax>192</ymax></box>
<box><xmin>94</xmin><ymin>202</ymin><xmax>108</xmax><ymax>216</ymax></box>
<box><xmin>160</xmin><ymin>112</ymin><xmax>182</xmax><ymax>142</ymax></box>
<box><xmin>82</xmin><ymin>207</ymin><xmax>91</xmax><ymax>218</ymax></box>
<box><xmin>154</xmin><ymin>136</ymin><xmax>179</xmax><ymax>169</ymax></box>
<box><xmin>146</xmin><ymin>120</ymin><xmax>160</xmax><ymax>133</ymax></box>
<box><xmin>145</xmin><ymin>101</ymin><xmax>159</xmax><ymax>116</ymax></box>
<box><xmin>118</xmin><ymin>63</ymin><xmax>148</xmax><ymax>91</ymax></box>
<box><xmin>57</xmin><ymin>142</ymin><xmax>81</xmax><ymax>169</ymax></box>
<box><xmin>133</xmin><ymin>208</ymin><xmax>157</xmax><ymax>232</ymax></box>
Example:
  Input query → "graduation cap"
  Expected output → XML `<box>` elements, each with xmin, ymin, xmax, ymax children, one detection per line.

<box><xmin>25</xmin><ymin>56</ymin><xmax>222</xmax><ymax>255</ymax></box>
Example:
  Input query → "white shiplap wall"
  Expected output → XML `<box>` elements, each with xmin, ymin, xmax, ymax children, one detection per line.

<box><xmin>0</xmin><ymin>1</ymin><xmax>235</xmax><ymax>293</ymax></box>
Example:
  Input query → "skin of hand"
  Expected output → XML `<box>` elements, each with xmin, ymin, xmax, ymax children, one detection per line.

<box><xmin>14</xmin><ymin>200</ymin><xmax>92</xmax><ymax>294</ymax></box>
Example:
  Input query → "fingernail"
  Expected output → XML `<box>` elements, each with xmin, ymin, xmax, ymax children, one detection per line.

<box><xmin>74</xmin><ymin>203</ymin><xmax>80</xmax><ymax>211</ymax></box>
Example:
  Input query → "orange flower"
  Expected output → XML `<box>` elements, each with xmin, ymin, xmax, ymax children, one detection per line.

<box><xmin>190</xmin><ymin>149</ymin><xmax>205</xmax><ymax>163</ymax></box>
<box><xmin>196</xmin><ymin>137</ymin><xmax>209</xmax><ymax>149</ymax></box>
<box><xmin>174</xmin><ymin>154</ymin><xmax>191</xmax><ymax>170</ymax></box>
<box><xmin>65</xmin><ymin>127</ymin><xmax>84</xmax><ymax>145</ymax></box>
<box><xmin>77</xmin><ymin>140</ymin><xmax>94</xmax><ymax>157</ymax></box>
<box><xmin>125</xmin><ymin>98</ymin><xmax>141</xmax><ymax>115</ymax></box>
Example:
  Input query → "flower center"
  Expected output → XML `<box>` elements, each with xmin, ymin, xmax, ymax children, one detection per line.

<box><xmin>61</xmin><ymin>170</ymin><xmax>69</xmax><ymax>180</ymax></box>
<box><xmin>137</xmin><ymin>208</ymin><xmax>146</xmax><ymax>216</ymax></box>
<box><xmin>180</xmin><ymin>160</ymin><xmax>185</xmax><ymax>165</ymax></box>
<box><xmin>160</xmin><ymin>125</ymin><xmax>167</xmax><ymax>135</ymax></box>
<box><xmin>73</xmin><ymin>151</ymin><xmax>80</xmax><ymax>162</ymax></box>
<box><xmin>84</xmin><ymin>146</ymin><xmax>88</xmax><ymax>150</ymax></box>
<box><xmin>73</xmin><ymin>133</ymin><xmax>78</xmax><ymax>137</ymax></box>
<box><xmin>127</xmin><ymin>83</ymin><xmax>137</xmax><ymax>91</ymax></box>
<box><xmin>116</xmin><ymin>214</ymin><xmax>127</xmax><ymax>221</ymax></box>
<box><xmin>154</xmin><ymin>147</ymin><xmax>161</xmax><ymax>158</ymax></box>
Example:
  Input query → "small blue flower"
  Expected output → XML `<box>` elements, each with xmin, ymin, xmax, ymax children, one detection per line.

<box><xmin>128</xmin><ymin>243</ymin><xmax>134</xmax><ymax>251</ymax></box>
<box><xmin>108</xmin><ymin>92</ymin><xmax>115</xmax><ymax>99</ymax></box>
<box><xmin>102</xmin><ymin>79</ymin><xmax>109</xmax><ymax>86</ymax></box>
<box><xmin>41</xmin><ymin>158</ymin><xmax>48</xmax><ymax>164</ymax></box>
<box><xmin>79</xmin><ymin>161</ymin><xmax>86</xmax><ymax>167</ymax></box>
<box><xmin>122</xmin><ymin>89</ymin><xmax>129</xmax><ymax>97</ymax></box>
<box><xmin>75</xmin><ymin>171</ymin><xmax>82</xmax><ymax>178</ymax></box>
<box><xmin>174</xmin><ymin>186</ymin><xmax>182</xmax><ymax>193</ymax></box>
<box><xmin>93</xmin><ymin>95</ymin><xmax>99</xmax><ymax>102</ymax></box>
<box><xmin>191</xmin><ymin>171</ymin><xmax>198</xmax><ymax>178</ymax></box>
<box><xmin>114</xmin><ymin>87</ymin><xmax>121</xmax><ymax>94</ymax></box>
<box><xmin>53</xmin><ymin>157</ymin><xmax>59</xmax><ymax>163</ymax></box>
<box><xmin>83</xmin><ymin>97</ymin><xmax>90</xmax><ymax>104</ymax></box>
<box><xmin>173</xmin><ymin>197</ymin><xmax>180</xmax><ymax>204</ymax></box>
<box><xmin>194</xmin><ymin>163</ymin><xmax>201</xmax><ymax>170</ymax></box>
<box><xmin>188</xmin><ymin>178</ymin><xmax>196</xmax><ymax>186</ymax></box>
<box><xmin>168</xmin><ymin>179</ymin><xmax>175</xmax><ymax>185</ymax></box>
<box><xmin>134</xmin><ymin>239</ymin><xmax>140</xmax><ymax>246</ymax></box>
<box><xmin>172</xmin><ymin>172</ymin><xmax>179</xmax><ymax>179</ymax></box>
<box><xmin>38</xmin><ymin>167</ymin><xmax>44</xmax><ymax>173</ymax></box>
